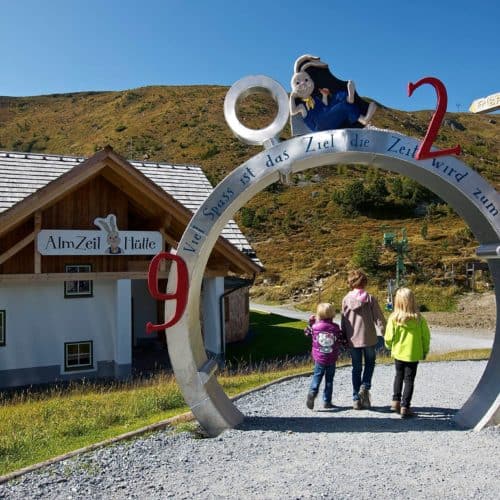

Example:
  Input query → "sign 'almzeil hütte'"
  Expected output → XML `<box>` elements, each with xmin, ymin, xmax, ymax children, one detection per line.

<box><xmin>37</xmin><ymin>214</ymin><xmax>163</xmax><ymax>255</ymax></box>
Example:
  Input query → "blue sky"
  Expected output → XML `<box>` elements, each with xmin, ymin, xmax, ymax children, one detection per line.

<box><xmin>0</xmin><ymin>0</ymin><xmax>498</xmax><ymax>111</ymax></box>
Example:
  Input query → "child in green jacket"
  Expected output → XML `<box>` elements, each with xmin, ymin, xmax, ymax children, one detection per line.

<box><xmin>384</xmin><ymin>287</ymin><xmax>431</xmax><ymax>418</ymax></box>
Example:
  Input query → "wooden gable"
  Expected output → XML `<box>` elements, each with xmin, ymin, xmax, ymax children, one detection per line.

<box><xmin>0</xmin><ymin>148</ymin><xmax>262</xmax><ymax>279</ymax></box>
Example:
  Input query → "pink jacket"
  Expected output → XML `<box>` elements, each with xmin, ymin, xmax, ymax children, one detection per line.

<box><xmin>305</xmin><ymin>318</ymin><xmax>346</xmax><ymax>365</ymax></box>
<box><xmin>341</xmin><ymin>289</ymin><xmax>386</xmax><ymax>348</ymax></box>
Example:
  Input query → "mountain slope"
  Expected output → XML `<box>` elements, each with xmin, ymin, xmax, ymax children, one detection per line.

<box><xmin>1</xmin><ymin>85</ymin><xmax>498</xmax><ymax>309</ymax></box>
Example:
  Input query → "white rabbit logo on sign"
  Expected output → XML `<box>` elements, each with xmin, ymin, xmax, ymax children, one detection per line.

<box><xmin>94</xmin><ymin>214</ymin><xmax>123</xmax><ymax>254</ymax></box>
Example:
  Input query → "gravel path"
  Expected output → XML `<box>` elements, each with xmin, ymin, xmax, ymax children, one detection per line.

<box><xmin>1</xmin><ymin>360</ymin><xmax>498</xmax><ymax>499</ymax></box>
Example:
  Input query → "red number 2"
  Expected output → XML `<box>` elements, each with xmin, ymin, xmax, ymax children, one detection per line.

<box><xmin>146</xmin><ymin>252</ymin><xmax>188</xmax><ymax>333</ymax></box>
<box><xmin>407</xmin><ymin>77</ymin><xmax>461</xmax><ymax>160</ymax></box>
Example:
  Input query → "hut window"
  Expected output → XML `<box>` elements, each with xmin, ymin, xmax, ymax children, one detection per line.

<box><xmin>64</xmin><ymin>264</ymin><xmax>93</xmax><ymax>298</ymax></box>
<box><xmin>64</xmin><ymin>341</ymin><xmax>93</xmax><ymax>371</ymax></box>
<box><xmin>0</xmin><ymin>310</ymin><xmax>5</xmax><ymax>346</ymax></box>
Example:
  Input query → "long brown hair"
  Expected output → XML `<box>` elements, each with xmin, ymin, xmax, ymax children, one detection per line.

<box><xmin>347</xmin><ymin>269</ymin><xmax>368</xmax><ymax>289</ymax></box>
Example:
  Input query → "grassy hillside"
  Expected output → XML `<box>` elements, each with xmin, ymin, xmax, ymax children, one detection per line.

<box><xmin>1</xmin><ymin>86</ymin><xmax>498</xmax><ymax>310</ymax></box>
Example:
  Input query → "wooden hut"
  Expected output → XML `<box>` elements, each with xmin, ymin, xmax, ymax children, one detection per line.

<box><xmin>0</xmin><ymin>147</ymin><xmax>262</xmax><ymax>387</ymax></box>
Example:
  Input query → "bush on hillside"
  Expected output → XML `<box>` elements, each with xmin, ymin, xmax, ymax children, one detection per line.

<box><xmin>350</xmin><ymin>233</ymin><xmax>380</xmax><ymax>273</ymax></box>
<box><xmin>240</xmin><ymin>207</ymin><xmax>257</xmax><ymax>228</ymax></box>
<box><xmin>331</xmin><ymin>180</ymin><xmax>366</xmax><ymax>215</ymax></box>
<box><xmin>332</xmin><ymin>175</ymin><xmax>440</xmax><ymax>217</ymax></box>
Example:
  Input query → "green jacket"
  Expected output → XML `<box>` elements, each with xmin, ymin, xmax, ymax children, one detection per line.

<box><xmin>384</xmin><ymin>316</ymin><xmax>431</xmax><ymax>362</ymax></box>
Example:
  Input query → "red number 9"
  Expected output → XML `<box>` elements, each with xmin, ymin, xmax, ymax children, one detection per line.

<box><xmin>146</xmin><ymin>252</ymin><xmax>188</xmax><ymax>333</ymax></box>
<box><xmin>408</xmin><ymin>77</ymin><xmax>461</xmax><ymax>160</ymax></box>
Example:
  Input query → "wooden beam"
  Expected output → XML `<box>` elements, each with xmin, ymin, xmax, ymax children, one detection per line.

<box><xmin>1</xmin><ymin>267</ymin><xmax>229</xmax><ymax>282</ymax></box>
<box><xmin>127</xmin><ymin>260</ymin><xmax>153</xmax><ymax>272</ymax></box>
<box><xmin>0</xmin><ymin>271</ymin><xmax>169</xmax><ymax>283</ymax></box>
<box><xmin>204</xmin><ymin>263</ymin><xmax>230</xmax><ymax>277</ymax></box>
<box><xmin>128</xmin><ymin>259</ymin><xmax>174</xmax><ymax>274</ymax></box>
<box><xmin>160</xmin><ymin>228</ymin><xmax>177</xmax><ymax>250</ymax></box>
<box><xmin>163</xmin><ymin>213</ymin><xmax>172</xmax><ymax>229</ymax></box>
<box><xmin>0</xmin><ymin>231</ymin><xmax>35</xmax><ymax>265</ymax></box>
<box><xmin>34</xmin><ymin>212</ymin><xmax>42</xmax><ymax>273</ymax></box>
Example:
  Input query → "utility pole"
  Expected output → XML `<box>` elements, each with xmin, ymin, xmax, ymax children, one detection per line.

<box><xmin>383</xmin><ymin>228</ymin><xmax>408</xmax><ymax>289</ymax></box>
<box><xmin>382</xmin><ymin>228</ymin><xmax>409</xmax><ymax>311</ymax></box>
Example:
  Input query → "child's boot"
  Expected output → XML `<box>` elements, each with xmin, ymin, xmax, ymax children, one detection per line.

<box><xmin>359</xmin><ymin>385</ymin><xmax>371</xmax><ymax>409</ymax></box>
<box><xmin>306</xmin><ymin>392</ymin><xmax>316</xmax><ymax>410</ymax></box>
<box><xmin>400</xmin><ymin>407</ymin><xmax>415</xmax><ymax>418</ymax></box>
<box><xmin>390</xmin><ymin>400</ymin><xmax>401</xmax><ymax>413</ymax></box>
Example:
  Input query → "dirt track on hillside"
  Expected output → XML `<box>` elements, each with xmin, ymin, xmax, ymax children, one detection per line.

<box><xmin>423</xmin><ymin>292</ymin><xmax>496</xmax><ymax>330</ymax></box>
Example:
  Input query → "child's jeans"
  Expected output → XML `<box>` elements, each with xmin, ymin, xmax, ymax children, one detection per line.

<box><xmin>309</xmin><ymin>362</ymin><xmax>336</xmax><ymax>403</ymax></box>
<box><xmin>350</xmin><ymin>346</ymin><xmax>376</xmax><ymax>400</ymax></box>
<box><xmin>393</xmin><ymin>359</ymin><xmax>419</xmax><ymax>408</ymax></box>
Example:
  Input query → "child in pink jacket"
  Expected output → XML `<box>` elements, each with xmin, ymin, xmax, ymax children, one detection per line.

<box><xmin>305</xmin><ymin>302</ymin><xmax>347</xmax><ymax>410</ymax></box>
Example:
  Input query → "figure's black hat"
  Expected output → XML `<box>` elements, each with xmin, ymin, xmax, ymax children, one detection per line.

<box><xmin>294</xmin><ymin>54</ymin><xmax>328</xmax><ymax>74</ymax></box>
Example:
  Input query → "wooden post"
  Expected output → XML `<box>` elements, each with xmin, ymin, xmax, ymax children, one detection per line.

<box><xmin>34</xmin><ymin>211</ymin><xmax>42</xmax><ymax>273</ymax></box>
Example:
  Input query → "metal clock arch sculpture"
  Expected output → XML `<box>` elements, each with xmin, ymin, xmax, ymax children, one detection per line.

<box><xmin>153</xmin><ymin>75</ymin><xmax>499</xmax><ymax>437</ymax></box>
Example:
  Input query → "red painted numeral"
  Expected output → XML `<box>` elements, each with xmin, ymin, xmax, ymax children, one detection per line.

<box><xmin>146</xmin><ymin>252</ymin><xmax>188</xmax><ymax>333</ymax></box>
<box><xmin>407</xmin><ymin>77</ymin><xmax>461</xmax><ymax>160</ymax></box>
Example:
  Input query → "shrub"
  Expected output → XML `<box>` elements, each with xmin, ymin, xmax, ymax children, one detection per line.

<box><xmin>200</xmin><ymin>144</ymin><xmax>220</xmax><ymax>160</ymax></box>
<box><xmin>420</xmin><ymin>220</ymin><xmax>428</xmax><ymax>240</ymax></box>
<box><xmin>255</xmin><ymin>207</ymin><xmax>269</xmax><ymax>224</ymax></box>
<box><xmin>452</xmin><ymin>226</ymin><xmax>475</xmax><ymax>244</ymax></box>
<box><xmin>366</xmin><ymin>177</ymin><xmax>389</xmax><ymax>207</ymax></box>
<box><xmin>331</xmin><ymin>180</ymin><xmax>365</xmax><ymax>215</ymax></box>
<box><xmin>350</xmin><ymin>233</ymin><xmax>380</xmax><ymax>273</ymax></box>
<box><xmin>240</xmin><ymin>207</ymin><xmax>256</xmax><ymax>228</ymax></box>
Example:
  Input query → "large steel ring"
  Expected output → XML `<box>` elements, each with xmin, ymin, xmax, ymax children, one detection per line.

<box><xmin>223</xmin><ymin>75</ymin><xmax>289</xmax><ymax>146</ymax></box>
<box><xmin>166</xmin><ymin>126</ymin><xmax>499</xmax><ymax>436</ymax></box>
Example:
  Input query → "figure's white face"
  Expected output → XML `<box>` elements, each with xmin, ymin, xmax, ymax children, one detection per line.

<box><xmin>291</xmin><ymin>71</ymin><xmax>314</xmax><ymax>99</ymax></box>
<box><xmin>107</xmin><ymin>232</ymin><xmax>121</xmax><ymax>249</ymax></box>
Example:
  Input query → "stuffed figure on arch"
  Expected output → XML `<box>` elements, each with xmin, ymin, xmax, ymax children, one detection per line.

<box><xmin>290</xmin><ymin>54</ymin><xmax>377</xmax><ymax>136</ymax></box>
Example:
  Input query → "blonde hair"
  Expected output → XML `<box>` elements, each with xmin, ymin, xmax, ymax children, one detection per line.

<box><xmin>316</xmin><ymin>302</ymin><xmax>335</xmax><ymax>320</ymax></box>
<box><xmin>390</xmin><ymin>287</ymin><xmax>421</xmax><ymax>324</ymax></box>
<box><xmin>347</xmin><ymin>269</ymin><xmax>368</xmax><ymax>289</ymax></box>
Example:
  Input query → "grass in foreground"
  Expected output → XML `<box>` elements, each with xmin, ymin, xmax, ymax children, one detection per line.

<box><xmin>426</xmin><ymin>348</ymin><xmax>492</xmax><ymax>362</ymax></box>
<box><xmin>0</xmin><ymin>373</ymin><xmax>188</xmax><ymax>476</ymax></box>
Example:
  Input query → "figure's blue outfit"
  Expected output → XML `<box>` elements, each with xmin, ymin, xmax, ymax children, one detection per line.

<box><xmin>302</xmin><ymin>91</ymin><xmax>361</xmax><ymax>132</ymax></box>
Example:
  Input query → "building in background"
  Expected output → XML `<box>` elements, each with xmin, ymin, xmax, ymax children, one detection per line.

<box><xmin>0</xmin><ymin>147</ymin><xmax>262</xmax><ymax>388</ymax></box>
